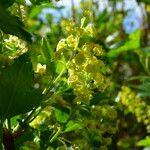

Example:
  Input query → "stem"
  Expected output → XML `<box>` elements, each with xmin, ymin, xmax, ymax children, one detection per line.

<box><xmin>53</xmin><ymin>68</ymin><xmax>65</xmax><ymax>84</ymax></box>
<box><xmin>142</xmin><ymin>4</ymin><xmax>150</xmax><ymax>47</ymax></box>
<box><xmin>71</xmin><ymin>0</ymin><xmax>76</xmax><ymax>22</ymax></box>
<box><xmin>23</xmin><ymin>108</ymin><xmax>36</xmax><ymax>123</ymax></box>
<box><xmin>58</xmin><ymin>138</ymin><xmax>67</xmax><ymax>150</ymax></box>
<box><xmin>145</xmin><ymin>56</ymin><xmax>150</xmax><ymax>73</ymax></box>
<box><xmin>59</xmin><ymin>137</ymin><xmax>71</xmax><ymax>144</ymax></box>
<box><xmin>0</xmin><ymin>119</ymin><xmax>3</xmax><ymax>150</ymax></box>
<box><xmin>50</xmin><ymin>127</ymin><xmax>61</xmax><ymax>143</ymax></box>
<box><xmin>89</xmin><ymin>0</ymin><xmax>93</xmax><ymax>21</ymax></box>
<box><xmin>44</xmin><ymin>127</ymin><xmax>62</xmax><ymax>149</ymax></box>
<box><xmin>7</xmin><ymin>119</ymin><xmax>11</xmax><ymax>133</ymax></box>
<box><xmin>26</xmin><ymin>107</ymin><xmax>42</xmax><ymax>123</ymax></box>
<box><xmin>18</xmin><ymin>3</ymin><xmax>22</xmax><ymax>20</ymax></box>
<box><xmin>42</xmin><ymin>67</ymin><xmax>65</xmax><ymax>95</ymax></box>
<box><xmin>0</xmin><ymin>31</ymin><xmax>3</xmax><ymax>54</ymax></box>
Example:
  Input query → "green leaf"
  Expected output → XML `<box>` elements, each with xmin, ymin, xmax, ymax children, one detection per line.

<box><xmin>137</xmin><ymin>0</ymin><xmax>150</xmax><ymax>4</ymax></box>
<box><xmin>0</xmin><ymin>53</ymin><xmax>42</xmax><ymax>119</ymax></box>
<box><xmin>29</xmin><ymin>3</ymin><xmax>54</xmax><ymax>18</ymax></box>
<box><xmin>10</xmin><ymin>115</ymin><xmax>20</xmax><ymax>128</ymax></box>
<box><xmin>137</xmin><ymin>137</ymin><xmax>150</xmax><ymax>147</ymax></box>
<box><xmin>31</xmin><ymin>0</ymin><xmax>53</xmax><ymax>5</ymax></box>
<box><xmin>107</xmin><ymin>30</ymin><xmax>141</xmax><ymax>57</ymax></box>
<box><xmin>54</xmin><ymin>108</ymin><xmax>70</xmax><ymax>123</ymax></box>
<box><xmin>0</xmin><ymin>6</ymin><xmax>32</xmax><ymax>43</ymax></box>
<box><xmin>136</xmin><ymin>79</ymin><xmax>150</xmax><ymax>96</ymax></box>
<box><xmin>16</xmin><ymin>0</ymin><xmax>26</xmax><ymax>5</ymax></box>
<box><xmin>15</xmin><ymin>128</ymin><xmax>34</xmax><ymax>149</ymax></box>
<box><xmin>64</xmin><ymin>120</ymin><xmax>82</xmax><ymax>132</ymax></box>
<box><xmin>0</xmin><ymin>0</ymin><xmax>15</xmax><ymax>8</ymax></box>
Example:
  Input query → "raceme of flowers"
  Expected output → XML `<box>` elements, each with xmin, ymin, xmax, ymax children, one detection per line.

<box><xmin>119</xmin><ymin>86</ymin><xmax>150</xmax><ymax>132</ymax></box>
<box><xmin>55</xmin><ymin>18</ymin><xmax>108</xmax><ymax>104</ymax></box>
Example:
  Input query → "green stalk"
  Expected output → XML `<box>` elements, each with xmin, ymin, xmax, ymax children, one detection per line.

<box><xmin>42</xmin><ymin>67</ymin><xmax>66</xmax><ymax>95</ymax></box>
<box><xmin>0</xmin><ymin>119</ymin><xmax>3</xmax><ymax>150</ymax></box>
<box><xmin>50</xmin><ymin>127</ymin><xmax>62</xmax><ymax>143</ymax></box>
<box><xmin>17</xmin><ymin>3</ymin><xmax>22</xmax><ymax>20</ymax></box>
<box><xmin>0</xmin><ymin>31</ymin><xmax>3</xmax><ymax>54</ymax></box>
<box><xmin>44</xmin><ymin>127</ymin><xmax>62</xmax><ymax>149</ymax></box>
<box><xmin>71</xmin><ymin>0</ymin><xmax>76</xmax><ymax>22</ymax></box>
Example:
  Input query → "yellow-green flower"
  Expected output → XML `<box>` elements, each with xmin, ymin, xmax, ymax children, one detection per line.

<box><xmin>66</xmin><ymin>35</ymin><xmax>79</xmax><ymax>48</ymax></box>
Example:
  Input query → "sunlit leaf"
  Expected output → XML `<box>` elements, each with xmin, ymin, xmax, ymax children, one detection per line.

<box><xmin>64</xmin><ymin>120</ymin><xmax>82</xmax><ymax>132</ymax></box>
<box><xmin>54</xmin><ymin>107</ymin><xmax>70</xmax><ymax>123</ymax></box>
<box><xmin>107</xmin><ymin>30</ymin><xmax>141</xmax><ymax>57</ymax></box>
<box><xmin>137</xmin><ymin>137</ymin><xmax>150</xmax><ymax>147</ymax></box>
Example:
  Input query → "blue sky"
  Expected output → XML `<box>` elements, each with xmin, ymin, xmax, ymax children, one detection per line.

<box><xmin>58</xmin><ymin>0</ymin><xmax>138</xmax><ymax>11</ymax></box>
<box><xmin>27</xmin><ymin>0</ymin><xmax>144</xmax><ymax>34</ymax></box>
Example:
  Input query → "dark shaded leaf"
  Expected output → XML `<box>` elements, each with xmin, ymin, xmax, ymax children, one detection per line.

<box><xmin>0</xmin><ymin>0</ymin><xmax>15</xmax><ymax>8</ymax></box>
<box><xmin>0</xmin><ymin>6</ymin><xmax>32</xmax><ymax>43</ymax></box>
<box><xmin>30</xmin><ymin>0</ymin><xmax>52</xmax><ymax>5</ymax></box>
<box><xmin>0</xmin><ymin>53</ymin><xmax>42</xmax><ymax>119</ymax></box>
<box><xmin>137</xmin><ymin>0</ymin><xmax>150</xmax><ymax>4</ymax></box>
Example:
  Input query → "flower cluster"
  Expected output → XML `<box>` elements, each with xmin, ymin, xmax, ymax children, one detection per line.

<box><xmin>71</xmin><ymin>105</ymin><xmax>118</xmax><ymax>150</ymax></box>
<box><xmin>3</xmin><ymin>35</ymin><xmax>28</xmax><ymax>58</ymax></box>
<box><xmin>119</xmin><ymin>86</ymin><xmax>150</xmax><ymax>132</ymax></box>
<box><xmin>55</xmin><ymin>18</ymin><xmax>107</xmax><ymax>104</ymax></box>
<box><xmin>30</xmin><ymin>106</ymin><xmax>52</xmax><ymax>129</ymax></box>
